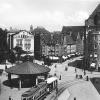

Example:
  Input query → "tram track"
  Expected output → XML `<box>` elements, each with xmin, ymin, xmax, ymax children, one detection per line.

<box><xmin>49</xmin><ymin>79</ymin><xmax>85</xmax><ymax>100</ymax></box>
<box><xmin>57</xmin><ymin>79</ymin><xmax>85</xmax><ymax>96</ymax></box>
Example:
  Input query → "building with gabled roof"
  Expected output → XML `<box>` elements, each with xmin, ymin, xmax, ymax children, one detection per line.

<box><xmin>84</xmin><ymin>3</ymin><xmax>100</xmax><ymax>71</ymax></box>
<box><xmin>85</xmin><ymin>4</ymin><xmax>100</xmax><ymax>26</ymax></box>
<box><xmin>41</xmin><ymin>32</ymin><xmax>63</xmax><ymax>60</ymax></box>
<box><xmin>62</xmin><ymin>34</ymin><xmax>76</xmax><ymax>56</ymax></box>
<box><xmin>61</xmin><ymin>26</ymin><xmax>85</xmax><ymax>56</ymax></box>
<box><xmin>62</xmin><ymin>26</ymin><xmax>85</xmax><ymax>41</ymax></box>
<box><xmin>7</xmin><ymin>30</ymin><xmax>34</xmax><ymax>54</ymax></box>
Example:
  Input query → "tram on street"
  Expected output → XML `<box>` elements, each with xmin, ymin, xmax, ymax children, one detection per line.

<box><xmin>21</xmin><ymin>76</ymin><xmax>58</xmax><ymax>100</ymax></box>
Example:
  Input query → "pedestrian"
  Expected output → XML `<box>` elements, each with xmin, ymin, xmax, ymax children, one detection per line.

<box><xmin>9</xmin><ymin>96</ymin><xmax>11</xmax><ymax>100</ymax></box>
<box><xmin>86</xmin><ymin>76</ymin><xmax>89</xmax><ymax>81</ymax></box>
<box><xmin>76</xmin><ymin>74</ymin><xmax>78</xmax><ymax>79</ymax></box>
<box><xmin>5</xmin><ymin>65</ymin><xmax>7</xmax><ymax>69</ymax></box>
<box><xmin>59</xmin><ymin>75</ymin><xmax>61</xmax><ymax>80</ymax></box>
<box><xmin>75</xmin><ymin>68</ymin><xmax>77</xmax><ymax>73</ymax></box>
<box><xmin>54</xmin><ymin>73</ymin><xmax>56</xmax><ymax>76</ymax></box>
<box><xmin>74</xmin><ymin>97</ymin><xmax>76</xmax><ymax>100</ymax></box>
<box><xmin>84</xmin><ymin>71</ymin><xmax>86</xmax><ymax>75</ymax></box>
<box><xmin>80</xmin><ymin>75</ymin><xmax>83</xmax><ymax>79</ymax></box>
<box><xmin>55</xmin><ymin>65</ymin><xmax>57</xmax><ymax>68</ymax></box>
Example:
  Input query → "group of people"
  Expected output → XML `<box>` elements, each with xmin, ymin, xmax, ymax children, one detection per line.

<box><xmin>75</xmin><ymin>68</ymin><xmax>89</xmax><ymax>81</ymax></box>
<box><xmin>9</xmin><ymin>96</ymin><xmax>13</xmax><ymax>100</ymax></box>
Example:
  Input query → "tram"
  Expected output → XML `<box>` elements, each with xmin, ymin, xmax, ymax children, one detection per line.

<box><xmin>46</xmin><ymin>76</ymin><xmax>58</xmax><ymax>93</ymax></box>
<box><xmin>21</xmin><ymin>76</ymin><xmax>58</xmax><ymax>100</ymax></box>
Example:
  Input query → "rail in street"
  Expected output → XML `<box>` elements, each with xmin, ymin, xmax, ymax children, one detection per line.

<box><xmin>46</xmin><ymin>78</ymin><xmax>85</xmax><ymax>100</ymax></box>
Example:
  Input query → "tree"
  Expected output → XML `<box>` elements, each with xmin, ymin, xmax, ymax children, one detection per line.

<box><xmin>13</xmin><ymin>46</ymin><xmax>27</xmax><ymax>61</ymax></box>
<box><xmin>8</xmin><ymin>49</ymin><xmax>16</xmax><ymax>64</ymax></box>
<box><xmin>0</xmin><ymin>28</ymin><xmax>8</xmax><ymax>63</ymax></box>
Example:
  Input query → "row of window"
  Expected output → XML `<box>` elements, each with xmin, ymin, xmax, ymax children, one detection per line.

<box><xmin>15</xmin><ymin>34</ymin><xmax>32</xmax><ymax>39</ymax></box>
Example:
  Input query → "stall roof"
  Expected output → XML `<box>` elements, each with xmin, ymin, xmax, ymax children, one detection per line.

<box><xmin>5</xmin><ymin>61</ymin><xmax>50</xmax><ymax>75</ymax></box>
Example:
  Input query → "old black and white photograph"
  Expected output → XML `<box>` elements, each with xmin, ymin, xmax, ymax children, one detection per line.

<box><xmin>0</xmin><ymin>0</ymin><xmax>100</xmax><ymax>100</ymax></box>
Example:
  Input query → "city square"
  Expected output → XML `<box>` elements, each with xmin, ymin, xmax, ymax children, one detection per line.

<box><xmin>0</xmin><ymin>0</ymin><xmax>100</xmax><ymax>100</ymax></box>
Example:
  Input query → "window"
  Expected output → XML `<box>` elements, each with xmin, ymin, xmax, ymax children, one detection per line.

<box><xmin>94</xmin><ymin>44</ymin><xmax>97</xmax><ymax>49</ymax></box>
<box><xmin>24</xmin><ymin>39</ymin><xmax>31</xmax><ymax>50</ymax></box>
<box><xmin>16</xmin><ymin>39</ymin><xmax>22</xmax><ymax>47</ymax></box>
<box><xmin>94</xmin><ymin>53</ymin><xmax>97</xmax><ymax>58</ymax></box>
<box><xmin>94</xmin><ymin>35</ymin><xmax>97</xmax><ymax>40</ymax></box>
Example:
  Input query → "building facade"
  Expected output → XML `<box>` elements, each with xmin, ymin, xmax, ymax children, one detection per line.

<box><xmin>33</xmin><ymin>27</ymin><xmax>50</xmax><ymax>59</ymax></box>
<box><xmin>61</xmin><ymin>26</ymin><xmax>85</xmax><ymax>56</ymax></box>
<box><xmin>63</xmin><ymin>34</ymin><xmax>76</xmax><ymax>56</ymax></box>
<box><xmin>41</xmin><ymin>32</ymin><xmax>63</xmax><ymax>59</ymax></box>
<box><xmin>84</xmin><ymin>4</ymin><xmax>100</xmax><ymax>71</ymax></box>
<box><xmin>76</xmin><ymin>33</ymin><xmax>84</xmax><ymax>55</ymax></box>
<box><xmin>7</xmin><ymin>30</ymin><xmax>34</xmax><ymax>54</ymax></box>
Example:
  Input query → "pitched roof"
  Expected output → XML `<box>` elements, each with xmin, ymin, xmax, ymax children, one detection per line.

<box><xmin>62</xmin><ymin>26</ymin><xmax>85</xmax><ymax>41</ymax></box>
<box><xmin>76</xmin><ymin>33</ymin><xmax>82</xmax><ymax>43</ymax></box>
<box><xmin>5</xmin><ymin>61</ymin><xmax>50</xmax><ymax>75</ymax></box>
<box><xmin>41</xmin><ymin>32</ymin><xmax>63</xmax><ymax>45</ymax></box>
<box><xmin>8</xmin><ymin>30</ymin><xmax>32</xmax><ymax>36</ymax></box>
<box><xmin>66</xmin><ymin>35</ymin><xmax>75</xmax><ymax>45</ymax></box>
<box><xmin>89</xmin><ymin>4</ymin><xmax>100</xmax><ymax>19</ymax></box>
<box><xmin>52</xmin><ymin>33</ymin><xmax>63</xmax><ymax>45</ymax></box>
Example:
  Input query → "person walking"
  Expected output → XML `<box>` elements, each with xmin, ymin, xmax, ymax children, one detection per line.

<box><xmin>74</xmin><ymin>97</ymin><xmax>76</xmax><ymax>100</ymax></box>
<box><xmin>9</xmin><ymin>96</ymin><xmax>11</xmax><ymax>100</ymax></box>
<box><xmin>75</xmin><ymin>68</ymin><xmax>77</xmax><ymax>73</ymax></box>
<box><xmin>59</xmin><ymin>74</ymin><xmax>61</xmax><ymax>80</ymax></box>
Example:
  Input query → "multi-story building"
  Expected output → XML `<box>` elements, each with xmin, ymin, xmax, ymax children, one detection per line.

<box><xmin>33</xmin><ymin>27</ymin><xmax>50</xmax><ymax>59</ymax></box>
<box><xmin>7</xmin><ymin>30</ymin><xmax>34</xmax><ymax>55</ymax></box>
<box><xmin>41</xmin><ymin>32</ymin><xmax>63</xmax><ymax>60</ymax></box>
<box><xmin>84</xmin><ymin>4</ymin><xmax>100</xmax><ymax>71</ymax></box>
<box><xmin>62</xmin><ymin>26</ymin><xmax>85</xmax><ymax>56</ymax></box>
<box><xmin>63</xmin><ymin>34</ymin><xmax>76</xmax><ymax>56</ymax></box>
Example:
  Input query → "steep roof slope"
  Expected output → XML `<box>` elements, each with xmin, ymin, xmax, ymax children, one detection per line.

<box><xmin>89</xmin><ymin>4</ymin><xmax>100</xmax><ymax>19</ymax></box>
<box><xmin>62</xmin><ymin>26</ymin><xmax>85</xmax><ymax>41</ymax></box>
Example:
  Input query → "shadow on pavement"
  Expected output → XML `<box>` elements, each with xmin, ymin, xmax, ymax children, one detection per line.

<box><xmin>68</xmin><ymin>58</ymin><xmax>95</xmax><ymax>72</ymax></box>
<box><xmin>68</xmin><ymin>59</ymin><xmax>83</xmax><ymax>69</ymax></box>
<box><xmin>91</xmin><ymin>77</ymin><xmax>100</xmax><ymax>94</ymax></box>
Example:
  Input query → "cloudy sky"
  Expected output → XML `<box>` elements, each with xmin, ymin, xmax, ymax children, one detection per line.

<box><xmin>0</xmin><ymin>0</ymin><xmax>100</xmax><ymax>31</ymax></box>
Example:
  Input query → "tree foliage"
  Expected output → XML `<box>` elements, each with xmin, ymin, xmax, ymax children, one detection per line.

<box><xmin>0</xmin><ymin>28</ymin><xmax>8</xmax><ymax>63</ymax></box>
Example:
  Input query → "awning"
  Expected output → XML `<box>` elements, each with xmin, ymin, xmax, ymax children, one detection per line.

<box><xmin>21</xmin><ymin>54</ymin><xmax>26</xmax><ymax>57</ymax></box>
<box><xmin>49</xmin><ymin>56</ymin><xmax>59</xmax><ymax>60</ymax></box>
<box><xmin>21</xmin><ymin>53</ymin><xmax>34</xmax><ymax>57</ymax></box>
<box><xmin>62</xmin><ymin>56</ymin><xmax>68</xmax><ymax>60</ymax></box>
<box><xmin>94</xmin><ymin>54</ymin><xmax>97</xmax><ymax>57</ymax></box>
<box><xmin>90</xmin><ymin>54</ymin><xmax>92</xmax><ymax>57</ymax></box>
<box><xmin>90</xmin><ymin>63</ymin><xmax>96</xmax><ymax>67</ymax></box>
<box><xmin>67</xmin><ymin>55</ymin><xmax>71</xmax><ymax>58</ymax></box>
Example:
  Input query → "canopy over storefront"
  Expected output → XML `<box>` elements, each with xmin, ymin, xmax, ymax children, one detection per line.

<box><xmin>62</xmin><ymin>56</ymin><xmax>68</xmax><ymax>60</ymax></box>
<box><xmin>90</xmin><ymin>63</ymin><xmax>96</xmax><ymax>68</ymax></box>
<box><xmin>49</xmin><ymin>56</ymin><xmax>59</xmax><ymax>60</ymax></box>
<box><xmin>5</xmin><ymin>61</ymin><xmax>50</xmax><ymax>75</ymax></box>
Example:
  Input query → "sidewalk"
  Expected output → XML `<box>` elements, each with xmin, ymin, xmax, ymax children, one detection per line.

<box><xmin>58</xmin><ymin>89</ymin><xmax>70</xmax><ymax>100</ymax></box>
<box><xmin>68</xmin><ymin>80</ymin><xmax>100</xmax><ymax>100</ymax></box>
<box><xmin>49</xmin><ymin>56</ymin><xmax>100</xmax><ymax>100</ymax></box>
